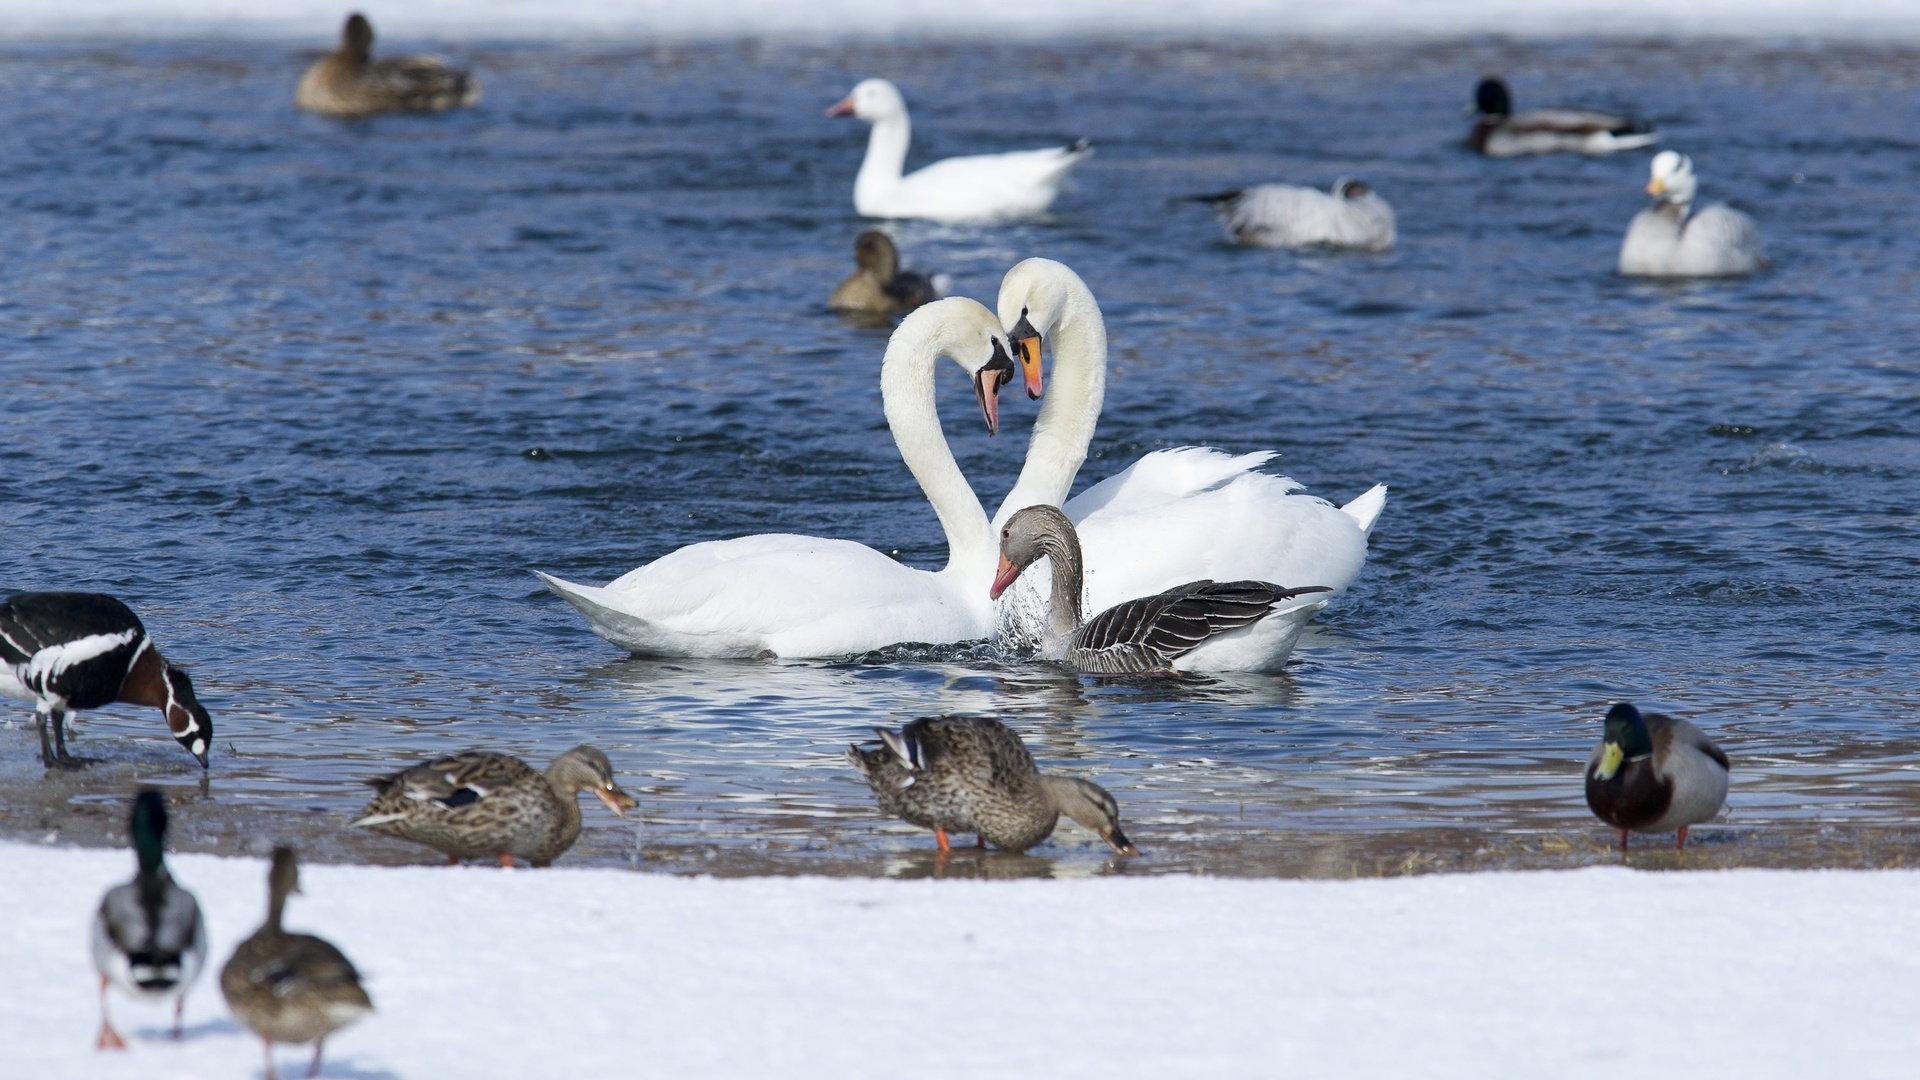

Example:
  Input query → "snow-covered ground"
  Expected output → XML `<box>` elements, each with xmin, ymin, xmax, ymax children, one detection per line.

<box><xmin>8</xmin><ymin>840</ymin><xmax>1918</xmax><ymax>1079</ymax></box>
<box><xmin>0</xmin><ymin>0</ymin><xmax>1915</xmax><ymax>41</ymax></box>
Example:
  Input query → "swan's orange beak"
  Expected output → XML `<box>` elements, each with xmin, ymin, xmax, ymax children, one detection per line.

<box><xmin>1008</xmin><ymin>311</ymin><xmax>1043</xmax><ymax>398</ymax></box>
<box><xmin>990</xmin><ymin>554</ymin><xmax>1022</xmax><ymax>600</ymax></box>
<box><xmin>973</xmin><ymin>340</ymin><xmax>1016</xmax><ymax>436</ymax></box>
<box><xmin>826</xmin><ymin>96</ymin><xmax>855</xmax><ymax>118</ymax></box>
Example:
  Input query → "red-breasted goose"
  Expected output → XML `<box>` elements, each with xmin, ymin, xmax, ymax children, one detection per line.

<box><xmin>0</xmin><ymin>592</ymin><xmax>211</xmax><ymax>769</ymax></box>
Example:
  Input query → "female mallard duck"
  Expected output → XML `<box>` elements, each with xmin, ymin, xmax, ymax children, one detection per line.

<box><xmin>1618</xmin><ymin>151</ymin><xmax>1767</xmax><ymax>278</ymax></box>
<box><xmin>991</xmin><ymin>505</ymin><xmax>1330</xmax><ymax>674</ymax></box>
<box><xmin>92</xmin><ymin>789</ymin><xmax>206</xmax><ymax>1050</ymax></box>
<box><xmin>1585</xmin><ymin>702</ymin><xmax>1730</xmax><ymax>851</ymax></box>
<box><xmin>1467</xmin><ymin>77</ymin><xmax>1659</xmax><ymax>158</ymax></box>
<box><xmin>1191</xmin><ymin>178</ymin><xmax>1395</xmax><ymax>252</ymax></box>
<box><xmin>349</xmin><ymin>745</ymin><xmax>636</xmax><ymax>867</ymax></box>
<box><xmin>221</xmin><ymin>847</ymin><xmax>372</xmax><ymax>1080</ymax></box>
<box><xmin>848</xmin><ymin>714</ymin><xmax>1136</xmax><ymax>855</ymax></box>
<box><xmin>829</xmin><ymin>231</ymin><xmax>941</xmax><ymax>315</ymax></box>
<box><xmin>294</xmin><ymin>13</ymin><xmax>481</xmax><ymax>119</ymax></box>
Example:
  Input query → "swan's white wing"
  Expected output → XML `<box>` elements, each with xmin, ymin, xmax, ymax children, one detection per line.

<box><xmin>876</xmin><ymin>144</ymin><xmax>1092</xmax><ymax>223</ymax></box>
<box><xmin>541</xmin><ymin>534</ymin><xmax>984</xmax><ymax>659</ymax></box>
<box><xmin>1063</xmin><ymin>447</ymin><xmax>1285</xmax><ymax>519</ymax></box>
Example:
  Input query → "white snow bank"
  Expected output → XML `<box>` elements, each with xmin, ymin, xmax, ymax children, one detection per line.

<box><xmin>0</xmin><ymin>0</ymin><xmax>1917</xmax><ymax>42</ymax></box>
<box><xmin>8</xmin><ymin>840</ymin><xmax>1920</xmax><ymax>1078</ymax></box>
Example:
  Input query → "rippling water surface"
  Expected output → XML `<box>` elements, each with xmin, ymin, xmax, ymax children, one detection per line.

<box><xmin>3</xmin><ymin>37</ymin><xmax>1917</xmax><ymax>876</ymax></box>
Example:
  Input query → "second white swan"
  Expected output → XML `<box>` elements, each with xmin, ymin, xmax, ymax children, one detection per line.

<box><xmin>988</xmin><ymin>258</ymin><xmax>1387</xmax><ymax>672</ymax></box>
<box><xmin>539</xmin><ymin>298</ymin><xmax>1015</xmax><ymax>659</ymax></box>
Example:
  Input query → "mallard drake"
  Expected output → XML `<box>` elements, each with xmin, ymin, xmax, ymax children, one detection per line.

<box><xmin>990</xmin><ymin>505</ymin><xmax>1330</xmax><ymax>674</ymax></box>
<box><xmin>1467</xmin><ymin>77</ymin><xmax>1659</xmax><ymax>158</ymax></box>
<box><xmin>349</xmin><ymin>745</ymin><xmax>636</xmax><ymax>867</ymax></box>
<box><xmin>0</xmin><ymin>591</ymin><xmax>212</xmax><ymax>769</ymax></box>
<box><xmin>294</xmin><ymin>13</ymin><xmax>481</xmax><ymax>119</ymax></box>
<box><xmin>848</xmin><ymin>715</ymin><xmax>1136</xmax><ymax>856</ymax></box>
<box><xmin>1585</xmin><ymin>702</ymin><xmax>1730</xmax><ymax>851</ymax></box>
<box><xmin>1191</xmin><ymin>178</ymin><xmax>1395</xmax><ymax>251</ymax></box>
<box><xmin>1619</xmin><ymin>151</ymin><xmax>1767</xmax><ymax>278</ymax></box>
<box><xmin>829</xmin><ymin>231</ymin><xmax>941</xmax><ymax>315</ymax></box>
<box><xmin>92</xmin><ymin>789</ymin><xmax>207</xmax><ymax>1050</ymax></box>
<box><xmin>221</xmin><ymin>847</ymin><xmax>372</xmax><ymax>1080</ymax></box>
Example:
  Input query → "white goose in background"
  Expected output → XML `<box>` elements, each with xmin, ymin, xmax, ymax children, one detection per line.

<box><xmin>538</xmin><ymin>298</ymin><xmax>1016</xmax><ymax>659</ymax></box>
<box><xmin>1618</xmin><ymin>151</ymin><xmax>1767</xmax><ymax>278</ymax></box>
<box><xmin>1192</xmin><ymin>178</ymin><xmax>1396</xmax><ymax>252</ymax></box>
<box><xmin>988</xmin><ymin>258</ymin><xmax>1386</xmax><ymax>673</ymax></box>
<box><xmin>826</xmin><ymin>78</ymin><xmax>1092</xmax><ymax>224</ymax></box>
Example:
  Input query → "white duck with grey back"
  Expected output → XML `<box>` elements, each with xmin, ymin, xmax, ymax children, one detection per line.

<box><xmin>1195</xmin><ymin>178</ymin><xmax>1395</xmax><ymax>251</ymax></box>
<box><xmin>1619</xmin><ymin>151</ymin><xmax>1766</xmax><ymax>278</ymax></box>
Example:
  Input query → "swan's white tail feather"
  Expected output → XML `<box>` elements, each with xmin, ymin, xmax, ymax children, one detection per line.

<box><xmin>1340</xmin><ymin>484</ymin><xmax>1388</xmax><ymax>537</ymax></box>
<box><xmin>536</xmin><ymin>571</ymin><xmax>756</xmax><ymax>658</ymax></box>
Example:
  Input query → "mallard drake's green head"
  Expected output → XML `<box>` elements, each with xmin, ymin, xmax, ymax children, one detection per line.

<box><xmin>131</xmin><ymin>789</ymin><xmax>170</xmax><ymax>875</ymax></box>
<box><xmin>1595</xmin><ymin>703</ymin><xmax>1656</xmax><ymax>781</ymax></box>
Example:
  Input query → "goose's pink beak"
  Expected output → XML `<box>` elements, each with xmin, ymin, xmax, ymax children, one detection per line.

<box><xmin>990</xmin><ymin>555</ymin><xmax>1022</xmax><ymax>600</ymax></box>
<box><xmin>826</xmin><ymin>97</ymin><xmax>855</xmax><ymax>118</ymax></box>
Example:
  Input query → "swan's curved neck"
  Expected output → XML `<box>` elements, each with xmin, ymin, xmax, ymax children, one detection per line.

<box><xmin>855</xmin><ymin>113</ymin><xmax>911</xmax><ymax>204</ymax></box>
<box><xmin>881</xmin><ymin>320</ymin><xmax>991</xmax><ymax>574</ymax></box>
<box><xmin>993</xmin><ymin>276</ymin><xmax>1107</xmax><ymax>528</ymax></box>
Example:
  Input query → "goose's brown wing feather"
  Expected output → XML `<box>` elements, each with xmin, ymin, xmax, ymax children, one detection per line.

<box><xmin>1070</xmin><ymin>582</ymin><xmax>1331</xmax><ymax>674</ymax></box>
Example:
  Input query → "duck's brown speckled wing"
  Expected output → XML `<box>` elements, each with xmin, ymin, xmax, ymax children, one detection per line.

<box><xmin>1070</xmin><ymin>582</ymin><xmax>1330</xmax><ymax>674</ymax></box>
<box><xmin>222</xmin><ymin>930</ymin><xmax>372</xmax><ymax>1045</ymax></box>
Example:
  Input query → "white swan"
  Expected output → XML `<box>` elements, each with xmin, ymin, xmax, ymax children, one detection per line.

<box><xmin>987</xmin><ymin>258</ymin><xmax>1386</xmax><ymax>673</ymax></box>
<box><xmin>826</xmin><ymin>78</ymin><xmax>1092</xmax><ymax>224</ymax></box>
<box><xmin>1192</xmin><ymin>178</ymin><xmax>1395</xmax><ymax>252</ymax></box>
<box><xmin>538</xmin><ymin>298</ymin><xmax>1016</xmax><ymax>659</ymax></box>
<box><xmin>1619</xmin><ymin>151</ymin><xmax>1767</xmax><ymax>278</ymax></box>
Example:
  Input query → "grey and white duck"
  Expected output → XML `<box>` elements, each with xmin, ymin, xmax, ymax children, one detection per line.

<box><xmin>0</xmin><ymin>591</ymin><xmax>212</xmax><ymax>769</ymax></box>
<box><xmin>1467</xmin><ymin>77</ymin><xmax>1659</xmax><ymax>158</ymax></box>
<box><xmin>1191</xmin><ymin>178</ymin><xmax>1395</xmax><ymax>252</ymax></box>
<box><xmin>295</xmin><ymin>13</ymin><xmax>481</xmax><ymax>119</ymax></box>
<box><xmin>1618</xmin><ymin>151</ymin><xmax>1767</xmax><ymax>278</ymax></box>
<box><xmin>990</xmin><ymin>505</ymin><xmax>1331</xmax><ymax>675</ymax></box>
<box><xmin>848</xmin><ymin>715</ymin><xmax>1135</xmax><ymax>856</ymax></box>
<box><xmin>221</xmin><ymin>847</ymin><xmax>373</xmax><ymax>1080</ymax></box>
<box><xmin>92</xmin><ymin>790</ymin><xmax>207</xmax><ymax>1050</ymax></box>
<box><xmin>829</xmin><ymin>230</ymin><xmax>942</xmax><ymax>315</ymax></box>
<box><xmin>350</xmin><ymin>745</ymin><xmax>637</xmax><ymax>867</ymax></box>
<box><xmin>1584</xmin><ymin>702</ymin><xmax>1730</xmax><ymax>851</ymax></box>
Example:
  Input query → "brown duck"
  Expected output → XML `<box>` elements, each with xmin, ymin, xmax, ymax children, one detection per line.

<box><xmin>849</xmin><ymin>715</ymin><xmax>1136</xmax><ymax>856</ymax></box>
<box><xmin>221</xmin><ymin>847</ymin><xmax>372</xmax><ymax>1080</ymax></box>
<box><xmin>1585</xmin><ymin>702</ymin><xmax>1730</xmax><ymax>851</ymax></box>
<box><xmin>829</xmin><ymin>231</ymin><xmax>940</xmax><ymax>315</ymax></box>
<box><xmin>295</xmin><ymin>13</ymin><xmax>481</xmax><ymax>119</ymax></box>
<box><xmin>350</xmin><ymin>745</ymin><xmax>636</xmax><ymax>867</ymax></box>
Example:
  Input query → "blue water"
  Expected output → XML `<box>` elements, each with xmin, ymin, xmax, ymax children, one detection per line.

<box><xmin>2</xmin><ymin>37</ymin><xmax>1917</xmax><ymax>875</ymax></box>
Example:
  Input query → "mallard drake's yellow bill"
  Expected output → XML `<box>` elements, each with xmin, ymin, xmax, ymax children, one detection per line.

<box><xmin>1594</xmin><ymin>741</ymin><xmax>1626</xmax><ymax>782</ymax></box>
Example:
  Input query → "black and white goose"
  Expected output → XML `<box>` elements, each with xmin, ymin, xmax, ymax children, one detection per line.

<box><xmin>92</xmin><ymin>789</ymin><xmax>208</xmax><ymax>1050</ymax></box>
<box><xmin>1467</xmin><ymin>76</ymin><xmax>1659</xmax><ymax>158</ymax></box>
<box><xmin>989</xmin><ymin>505</ymin><xmax>1331</xmax><ymax>674</ymax></box>
<box><xmin>0</xmin><ymin>592</ymin><xmax>212</xmax><ymax>768</ymax></box>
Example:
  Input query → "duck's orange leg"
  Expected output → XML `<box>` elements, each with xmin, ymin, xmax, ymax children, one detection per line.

<box><xmin>1676</xmin><ymin>825</ymin><xmax>1690</xmax><ymax>850</ymax></box>
<box><xmin>1618</xmin><ymin>828</ymin><xmax>1630</xmax><ymax>852</ymax></box>
<box><xmin>95</xmin><ymin>976</ymin><xmax>127</xmax><ymax>1050</ymax></box>
<box><xmin>498</xmin><ymin>852</ymin><xmax>515</xmax><ymax>869</ymax></box>
<box><xmin>935</xmin><ymin>828</ymin><xmax>951</xmax><ymax>853</ymax></box>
